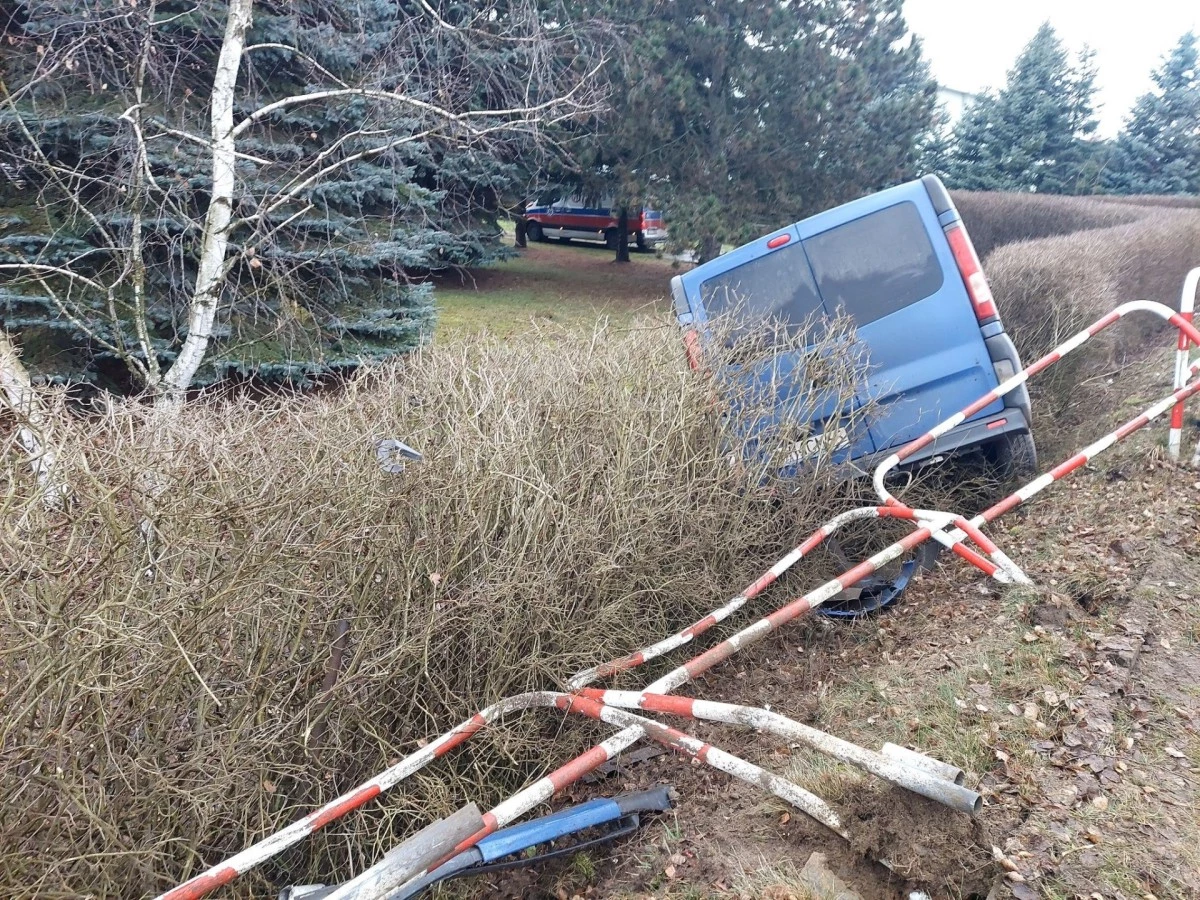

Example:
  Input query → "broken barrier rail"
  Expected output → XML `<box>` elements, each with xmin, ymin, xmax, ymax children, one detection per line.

<box><xmin>160</xmin><ymin>291</ymin><xmax>1200</xmax><ymax>900</ymax></box>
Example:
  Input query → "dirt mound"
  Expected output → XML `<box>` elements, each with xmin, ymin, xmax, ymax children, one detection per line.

<box><xmin>840</xmin><ymin>787</ymin><xmax>997</xmax><ymax>898</ymax></box>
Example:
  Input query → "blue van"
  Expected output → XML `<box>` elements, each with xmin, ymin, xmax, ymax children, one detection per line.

<box><xmin>670</xmin><ymin>175</ymin><xmax>1036</xmax><ymax>475</ymax></box>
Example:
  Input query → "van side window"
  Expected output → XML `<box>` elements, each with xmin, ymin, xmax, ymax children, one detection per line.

<box><xmin>699</xmin><ymin>242</ymin><xmax>824</xmax><ymax>332</ymax></box>
<box><xmin>803</xmin><ymin>202</ymin><xmax>943</xmax><ymax>326</ymax></box>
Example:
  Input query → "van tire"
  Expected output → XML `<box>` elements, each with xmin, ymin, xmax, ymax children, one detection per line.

<box><xmin>986</xmin><ymin>431</ymin><xmax>1038</xmax><ymax>479</ymax></box>
<box><xmin>527</xmin><ymin>221</ymin><xmax>544</xmax><ymax>242</ymax></box>
<box><xmin>605</xmin><ymin>229</ymin><xmax>619</xmax><ymax>250</ymax></box>
<box><xmin>636</xmin><ymin>231</ymin><xmax>648</xmax><ymax>251</ymax></box>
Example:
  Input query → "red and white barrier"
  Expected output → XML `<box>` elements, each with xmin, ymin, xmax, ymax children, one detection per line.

<box><xmin>159</xmin><ymin>293</ymin><xmax>1200</xmax><ymax>900</ymax></box>
<box><xmin>1171</xmin><ymin>268</ymin><xmax>1200</xmax><ymax>461</ymax></box>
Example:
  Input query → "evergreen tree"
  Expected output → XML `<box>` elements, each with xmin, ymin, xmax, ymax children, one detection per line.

<box><xmin>0</xmin><ymin>0</ymin><xmax>592</xmax><ymax>391</ymax></box>
<box><xmin>917</xmin><ymin>105</ymin><xmax>955</xmax><ymax>182</ymax></box>
<box><xmin>566</xmin><ymin>0</ymin><xmax>936</xmax><ymax>262</ymax></box>
<box><xmin>1105</xmin><ymin>32</ymin><xmax>1200</xmax><ymax>195</ymax></box>
<box><xmin>946</xmin><ymin>23</ymin><xmax>1101</xmax><ymax>194</ymax></box>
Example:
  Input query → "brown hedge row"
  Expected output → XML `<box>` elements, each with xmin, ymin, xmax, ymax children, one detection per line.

<box><xmin>0</xmin><ymin>322</ymin><xmax>869</xmax><ymax>898</ymax></box>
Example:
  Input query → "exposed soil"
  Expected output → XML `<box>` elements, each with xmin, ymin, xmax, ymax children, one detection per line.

<box><xmin>840</xmin><ymin>788</ymin><xmax>995</xmax><ymax>897</ymax></box>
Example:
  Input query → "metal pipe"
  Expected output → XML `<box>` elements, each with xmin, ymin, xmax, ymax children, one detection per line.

<box><xmin>873</xmin><ymin>299</ymin><xmax>1200</xmax><ymax>506</ymax></box>
<box><xmin>880</xmin><ymin>743</ymin><xmax>965</xmax><ymax>786</ymax></box>
<box><xmin>584</xmin><ymin>691</ymin><xmax>979</xmax><ymax>816</ymax></box>
<box><xmin>554</xmin><ymin>696</ymin><xmax>846</xmax><ymax>834</ymax></box>
<box><xmin>321</xmin><ymin>804</ymin><xmax>485</xmax><ymax>900</ymax></box>
<box><xmin>323</xmin><ymin>699</ymin><xmax>847</xmax><ymax>900</ymax></box>
<box><xmin>567</xmin><ymin>505</ymin><xmax>889</xmax><ymax>689</ymax></box>
<box><xmin>156</xmin><ymin>692</ymin><xmax>565</xmax><ymax>900</ymax></box>
<box><xmin>1169</xmin><ymin>267</ymin><xmax>1200</xmax><ymax>460</ymax></box>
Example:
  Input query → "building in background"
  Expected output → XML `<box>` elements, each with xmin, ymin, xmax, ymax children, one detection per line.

<box><xmin>936</xmin><ymin>85</ymin><xmax>980</xmax><ymax>124</ymax></box>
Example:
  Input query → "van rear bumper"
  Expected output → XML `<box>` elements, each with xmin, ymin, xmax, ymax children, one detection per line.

<box><xmin>842</xmin><ymin>407</ymin><xmax>1032</xmax><ymax>477</ymax></box>
<box><xmin>895</xmin><ymin>407</ymin><xmax>1031</xmax><ymax>468</ymax></box>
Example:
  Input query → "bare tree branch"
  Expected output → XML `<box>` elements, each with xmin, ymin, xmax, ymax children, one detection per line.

<box><xmin>231</xmin><ymin>70</ymin><xmax>602</xmax><ymax>139</ymax></box>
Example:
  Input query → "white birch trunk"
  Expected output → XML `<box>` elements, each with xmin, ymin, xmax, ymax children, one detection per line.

<box><xmin>0</xmin><ymin>330</ymin><xmax>70</xmax><ymax>509</ymax></box>
<box><xmin>160</xmin><ymin>0</ymin><xmax>254</xmax><ymax>403</ymax></box>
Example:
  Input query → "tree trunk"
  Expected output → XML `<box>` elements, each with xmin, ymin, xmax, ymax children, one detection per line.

<box><xmin>160</xmin><ymin>0</ymin><xmax>254</xmax><ymax>404</ymax></box>
<box><xmin>0</xmin><ymin>330</ymin><xmax>69</xmax><ymax>509</ymax></box>
<box><xmin>514</xmin><ymin>214</ymin><xmax>527</xmax><ymax>248</ymax></box>
<box><xmin>698</xmin><ymin>234</ymin><xmax>722</xmax><ymax>264</ymax></box>
<box><xmin>614</xmin><ymin>206</ymin><xmax>631</xmax><ymax>263</ymax></box>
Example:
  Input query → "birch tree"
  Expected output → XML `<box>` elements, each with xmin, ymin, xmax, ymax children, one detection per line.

<box><xmin>0</xmin><ymin>0</ymin><xmax>602</xmax><ymax>403</ymax></box>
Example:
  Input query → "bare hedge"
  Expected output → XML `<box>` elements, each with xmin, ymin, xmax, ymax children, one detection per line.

<box><xmin>0</xmin><ymin>320</ymin><xmax>865</xmax><ymax>897</ymax></box>
<box><xmin>967</xmin><ymin>194</ymin><xmax>1200</xmax><ymax>452</ymax></box>
<box><xmin>952</xmin><ymin>191</ymin><xmax>1145</xmax><ymax>259</ymax></box>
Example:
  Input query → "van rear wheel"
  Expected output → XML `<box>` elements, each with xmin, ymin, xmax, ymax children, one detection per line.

<box><xmin>986</xmin><ymin>431</ymin><xmax>1038</xmax><ymax>479</ymax></box>
<box><xmin>527</xmin><ymin>221</ymin><xmax>544</xmax><ymax>242</ymax></box>
<box><xmin>605</xmin><ymin>229</ymin><xmax>619</xmax><ymax>250</ymax></box>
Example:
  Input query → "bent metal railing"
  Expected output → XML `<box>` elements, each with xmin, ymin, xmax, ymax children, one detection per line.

<box><xmin>161</xmin><ymin>284</ymin><xmax>1200</xmax><ymax>900</ymax></box>
<box><xmin>1170</xmin><ymin>267</ymin><xmax>1199</xmax><ymax>462</ymax></box>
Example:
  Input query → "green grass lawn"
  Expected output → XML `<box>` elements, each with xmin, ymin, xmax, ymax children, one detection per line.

<box><xmin>431</xmin><ymin>236</ymin><xmax>683</xmax><ymax>338</ymax></box>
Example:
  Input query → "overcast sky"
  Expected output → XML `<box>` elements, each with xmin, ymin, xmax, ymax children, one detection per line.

<box><xmin>903</xmin><ymin>0</ymin><xmax>1199</xmax><ymax>137</ymax></box>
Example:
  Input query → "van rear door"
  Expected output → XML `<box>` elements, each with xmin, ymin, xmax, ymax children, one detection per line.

<box><xmin>794</xmin><ymin>182</ymin><xmax>1004</xmax><ymax>451</ymax></box>
<box><xmin>676</xmin><ymin>230</ymin><xmax>876</xmax><ymax>463</ymax></box>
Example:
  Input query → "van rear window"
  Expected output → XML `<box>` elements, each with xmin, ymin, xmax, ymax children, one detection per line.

<box><xmin>803</xmin><ymin>201</ymin><xmax>943</xmax><ymax>326</ymax></box>
<box><xmin>699</xmin><ymin>241</ymin><xmax>823</xmax><ymax>331</ymax></box>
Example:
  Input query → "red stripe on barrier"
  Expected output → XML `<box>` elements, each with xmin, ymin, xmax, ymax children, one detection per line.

<box><xmin>877</xmin><ymin>505</ymin><xmax>916</xmax><ymax>519</ymax></box>
<box><xmin>1024</xmin><ymin>351</ymin><xmax>1061</xmax><ymax>378</ymax></box>
<box><xmin>549</xmin><ymin>744</ymin><xmax>614</xmax><ymax>789</ymax></box>
<box><xmin>800</xmin><ymin>531</ymin><xmax>827</xmax><ymax>554</ymax></box>
<box><xmin>575</xmin><ymin>687</ymin><xmax>606</xmax><ymax>701</ymax></box>
<box><xmin>765</xmin><ymin>597</ymin><xmax>813</xmax><ymax>629</ymax></box>
<box><xmin>683</xmin><ymin>616</ymin><xmax>718</xmax><ymax>638</ymax></box>
<box><xmin>1088</xmin><ymin>310</ymin><xmax>1122</xmax><ymax>335</ymax></box>
<box><xmin>836</xmin><ymin>557</ymin><xmax>880</xmax><ymax>590</ymax></box>
<box><xmin>307</xmin><ymin>784</ymin><xmax>382</xmax><ymax>831</ymax></box>
<box><xmin>959</xmin><ymin>390</ymin><xmax>1002</xmax><ymax>420</ymax></box>
<box><xmin>1050</xmin><ymin>453</ymin><xmax>1089</xmax><ymax>480</ymax></box>
<box><xmin>435</xmin><ymin>714</ymin><xmax>489</xmax><ymax>757</ymax></box>
<box><xmin>445</xmin><ymin>813</ymin><xmax>499</xmax><ymax>859</ymax></box>
<box><xmin>1169</xmin><ymin>312</ymin><xmax>1200</xmax><ymax>345</ymax></box>
<box><xmin>895</xmin><ymin>432</ymin><xmax>935</xmax><ymax>461</ymax></box>
<box><xmin>159</xmin><ymin>868</ymin><xmax>239</xmax><ymax>900</ymax></box>
<box><xmin>684</xmin><ymin>639</ymin><xmax>740</xmax><ymax>678</ymax></box>
<box><xmin>1117</xmin><ymin>414</ymin><xmax>1151</xmax><ymax>440</ymax></box>
<box><xmin>662</xmin><ymin>724</ymin><xmax>694</xmax><ymax>744</ymax></box>
<box><xmin>637</xmin><ymin>694</ymin><xmax>696</xmax><ymax>717</ymax></box>
<box><xmin>1170</xmin><ymin>406</ymin><xmax>1185</xmax><ymax>430</ymax></box>
<box><xmin>746</xmin><ymin>572</ymin><xmax>778</xmax><ymax>597</ymax></box>
<box><xmin>980</xmin><ymin>492</ymin><xmax>1023</xmax><ymax>522</ymax></box>
<box><xmin>955</xmin><ymin>517</ymin><xmax>998</xmax><ymax>554</ymax></box>
<box><xmin>695</xmin><ymin>742</ymin><xmax>712</xmax><ymax>763</ymax></box>
<box><xmin>950</xmin><ymin>542</ymin><xmax>999</xmax><ymax>576</ymax></box>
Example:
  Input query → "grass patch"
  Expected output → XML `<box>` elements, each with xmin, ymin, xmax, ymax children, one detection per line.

<box><xmin>431</xmin><ymin>239</ymin><xmax>678</xmax><ymax>338</ymax></box>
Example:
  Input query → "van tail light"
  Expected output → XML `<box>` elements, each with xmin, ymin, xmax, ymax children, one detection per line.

<box><xmin>683</xmin><ymin>328</ymin><xmax>701</xmax><ymax>370</ymax></box>
<box><xmin>945</xmin><ymin>223</ymin><xmax>998</xmax><ymax>322</ymax></box>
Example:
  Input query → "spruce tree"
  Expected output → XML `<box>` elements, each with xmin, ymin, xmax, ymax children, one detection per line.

<box><xmin>565</xmin><ymin>0</ymin><xmax>936</xmax><ymax>262</ymax></box>
<box><xmin>1105</xmin><ymin>32</ymin><xmax>1200</xmax><ymax>195</ymax></box>
<box><xmin>946</xmin><ymin>23</ymin><xmax>1100</xmax><ymax>194</ymax></box>
<box><xmin>0</xmin><ymin>0</ymin><xmax>589</xmax><ymax>391</ymax></box>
